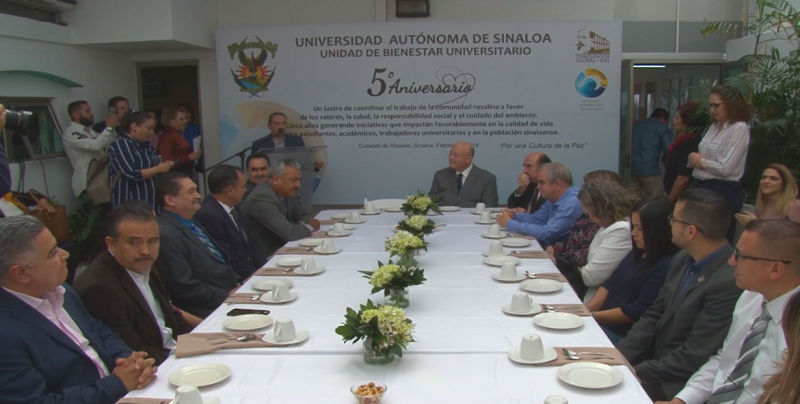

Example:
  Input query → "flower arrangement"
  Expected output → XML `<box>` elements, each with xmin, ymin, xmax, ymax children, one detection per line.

<box><xmin>335</xmin><ymin>300</ymin><xmax>416</xmax><ymax>362</ymax></box>
<box><xmin>384</xmin><ymin>230</ymin><xmax>427</xmax><ymax>259</ymax></box>
<box><xmin>396</xmin><ymin>215</ymin><xmax>436</xmax><ymax>237</ymax></box>
<box><xmin>359</xmin><ymin>258</ymin><xmax>426</xmax><ymax>307</ymax></box>
<box><xmin>401</xmin><ymin>190</ymin><xmax>442</xmax><ymax>216</ymax></box>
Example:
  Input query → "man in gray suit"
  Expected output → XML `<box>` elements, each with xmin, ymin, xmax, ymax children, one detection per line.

<box><xmin>617</xmin><ymin>189</ymin><xmax>742</xmax><ymax>401</ymax></box>
<box><xmin>155</xmin><ymin>172</ymin><xmax>239</xmax><ymax>318</ymax></box>
<box><xmin>429</xmin><ymin>142</ymin><xmax>498</xmax><ymax>207</ymax></box>
<box><xmin>241</xmin><ymin>159</ymin><xmax>321</xmax><ymax>257</ymax></box>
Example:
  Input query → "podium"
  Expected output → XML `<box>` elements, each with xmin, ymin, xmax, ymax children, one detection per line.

<box><xmin>254</xmin><ymin>146</ymin><xmax>326</xmax><ymax>213</ymax></box>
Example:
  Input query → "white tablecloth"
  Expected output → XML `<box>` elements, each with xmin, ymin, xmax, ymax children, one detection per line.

<box><xmin>126</xmin><ymin>209</ymin><xmax>650</xmax><ymax>403</ymax></box>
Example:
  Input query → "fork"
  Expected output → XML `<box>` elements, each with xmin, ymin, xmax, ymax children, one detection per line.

<box><xmin>210</xmin><ymin>334</ymin><xmax>257</xmax><ymax>345</ymax></box>
<box><xmin>563</xmin><ymin>348</ymin><xmax>613</xmax><ymax>357</ymax></box>
<box><xmin>227</xmin><ymin>293</ymin><xmax>262</xmax><ymax>305</ymax></box>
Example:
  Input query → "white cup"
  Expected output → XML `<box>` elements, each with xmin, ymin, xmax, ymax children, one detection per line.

<box><xmin>519</xmin><ymin>334</ymin><xmax>545</xmax><ymax>361</ymax></box>
<box><xmin>510</xmin><ymin>292</ymin><xmax>533</xmax><ymax>312</ymax></box>
<box><xmin>174</xmin><ymin>386</ymin><xmax>203</xmax><ymax>404</ymax></box>
<box><xmin>272</xmin><ymin>283</ymin><xmax>290</xmax><ymax>301</ymax></box>
<box><xmin>321</xmin><ymin>238</ymin><xmax>336</xmax><ymax>253</ymax></box>
<box><xmin>487</xmin><ymin>241</ymin><xmax>504</xmax><ymax>256</ymax></box>
<box><xmin>300</xmin><ymin>257</ymin><xmax>317</xmax><ymax>273</ymax></box>
<box><xmin>350</xmin><ymin>211</ymin><xmax>362</xmax><ymax>222</ymax></box>
<box><xmin>274</xmin><ymin>318</ymin><xmax>297</xmax><ymax>342</ymax></box>
<box><xmin>480</xmin><ymin>211</ymin><xmax>491</xmax><ymax>223</ymax></box>
<box><xmin>544</xmin><ymin>396</ymin><xmax>569</xmax><ymax>404</ymax></box>
<box><xmin>331</xmin><ymin>222</ymin><xmax>346</xmax><ymax>235</ymax></box>
<box><xmin>364</xmin><ymin>202</ymin><xmax>376</xmax><ymax>214</ymax></box>
<box><xmin>488</xmin><ymin>223</ymin><xmax>502</xmax><ymax>237</ymax></box>
<box><xmin>499</xmin><ymin>262</ymin><xmax>517</xmax><ymax>280</ymax></box>
<box><xmin>475</xmin><ymin>203</ymin><xmax>486</xmax><ymax>212</ymax></box>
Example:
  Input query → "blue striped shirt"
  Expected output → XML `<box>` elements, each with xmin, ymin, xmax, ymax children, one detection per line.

<box><xmin>108</xmin><ymin>132</ymin><xmax>160</xmax><ymax>209</ymax></box>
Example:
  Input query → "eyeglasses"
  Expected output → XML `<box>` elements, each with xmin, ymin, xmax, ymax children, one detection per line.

<box><xmin>734</xmin><ymin>249</ymin><xmax>792</xmax><ymax>264</ymax></box>
<box><xmin>708</xmin><ymin>102</ymin><xmax>724</xmax><ymax>109</ymax></box>
<box><xmin>667</xmin><ymin>214</ymin><xmax>704</xmax><ymax>233</ymax></box>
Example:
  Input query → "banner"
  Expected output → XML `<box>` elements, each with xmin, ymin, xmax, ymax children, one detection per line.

<box><xmin>216</xmin><ymin>21</ymin><xmax>622</xmax><ymax>203</ymax></box>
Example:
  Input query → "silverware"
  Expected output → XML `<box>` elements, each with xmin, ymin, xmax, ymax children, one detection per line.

<box><xmin>563</xmin><ymin>348</ymin><xmax>613</xmax><ymax>357</ymax></box>
<box><xmin>525</xmin><ymin>271</ymin><xmax>559</xmax><ymax>279</ymax></box>
<box><xmin>564</xmin><ymin>352</ymin><xmax>613</xmax><ymax>361</ymax></box>
<box><xmin>210</xmin><ymin>334</ymin><xmax>256</xmax><ymax>345</ymax></box>
<box><xmin>545</xmin><ymin>305</ymin><xmax>584</xmax><ymax>313</ymax></box>
<box><xmin>250</xmin><ymin>293</ymin><xmax>262</xmax><ymax>301</ymax></box>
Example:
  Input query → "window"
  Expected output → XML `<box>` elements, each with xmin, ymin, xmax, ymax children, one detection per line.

<box><xmin>1</xmin><ymin>98</ymin><xmax>66</xmax><ymax>162</ymax></box>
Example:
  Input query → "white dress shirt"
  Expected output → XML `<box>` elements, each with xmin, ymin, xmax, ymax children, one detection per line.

<box><xmin>457</xmin><ymin>163</ymin><xmax>474</xmax><ymax>183</ymax></box>
<box><xmin>692</xmin><ymin>121</ymin><xmax>750</xmax><ymax>182</ymax></box>
<box><xmin>580</xmin><ymin>220</ymin><xmax>633</xmax><ymax>302</ymax></box>
<box><xmin>125</xmin><ymin>270</ymin><xmax>177</xmax><ymax>349</ymax></box>
<box><xmin>61</xmin><ymin>121</ymin><xmax>117</xmax><ymax>197</ymax></box>
<box><xmin>675</xmin><ymin>286</ymin><xmax>800</xmax><ymax>404</ymax></box>
<box><xmin>217</xmin><ymin>199</ymin><xmax>238</xmax><ymax>230</ymax></box>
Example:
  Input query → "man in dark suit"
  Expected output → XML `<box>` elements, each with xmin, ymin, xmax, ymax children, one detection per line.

<box><xmin>155</xmin><ymin>172</ymin><xmax>239</xmax><ymax>318</ymax></box>
<box><xmin>74</xmin><ymin>202</ymin><xmax>195</xmax><ymax>365</ymax></box>
<box><xmin>507</xmin><ymin>151</ymin><xmax>551</xmax><ymax>214</ymax></box>
<box><xmin>251</xmin><ymin>112</ymin><xmax>306</xmax><ymax>152</ymax></box>
<box><xmin>244</xmin><ymin>151</ymin><xmax>270</xmax><ymax>201</ymax></box>
<box><xmin>429</xmin><ymin>142</ymin><xmax>498</xmax><ymax>208</ymax></box>
<box><xmin>0</xmin><ymin>216</ymin><xmax>157</xmax><ymax>403</ymax></box>
<box><xmin>196</xmin><ymin>165</ymin><xmax>266</xmax><ymax>279</ymax></box>
<box><xmin>241</xmin><ymin>159</ymin><xmax>321</xmax><ymax>257</ymax></box>
<box><xmin>617</xmin><ymin>189</ymin><xmax>743</xmax><ymax>401</ymax></box>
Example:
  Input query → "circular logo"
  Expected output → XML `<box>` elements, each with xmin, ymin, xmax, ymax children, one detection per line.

<box><xmin>575</xmin><ymin>69</ymin><xmax>608</xmax><ymax>98</ymax></box>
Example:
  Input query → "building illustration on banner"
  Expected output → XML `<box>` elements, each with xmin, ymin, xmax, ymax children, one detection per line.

<box><xmin>227</xmin><ymin>37</ymin><xmax>279</xmax><ymax>97</ymax></box>
<box><xmin>575</xmin><ymin>29</ymin><xmax>610</xmax><ymax>63</ymax></box>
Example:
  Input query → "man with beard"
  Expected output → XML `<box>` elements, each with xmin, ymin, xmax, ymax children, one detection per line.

<box><xmin>62</xmin><ymin>100</ymin><xmax>120</xmax><ymax>199</ymax></box>
<box><xmin>244</xmin><ymin>151</ymin><xmax>270</xmax><ymax>201</ymax></box>
<box><xmin>74</xmin><ymin>202</ymin><xmax>196</xmax><ymax>365</ymax></box>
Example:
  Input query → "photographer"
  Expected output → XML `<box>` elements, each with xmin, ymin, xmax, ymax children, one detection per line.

<box><xmin>0</xmin><ymin>104</ymin><xmax>11</xmax><ymax>196</ymax></box>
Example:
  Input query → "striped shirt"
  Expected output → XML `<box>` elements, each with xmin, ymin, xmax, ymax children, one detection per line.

<box><xmin>108</xmin><ymin>132</ymin><xmax>160</xmax><ymax>209</ymax></box>
<box><xmin>692</xmin><ymin>121</ymin><xmax>750</xmax><ymax>182</ymax></box>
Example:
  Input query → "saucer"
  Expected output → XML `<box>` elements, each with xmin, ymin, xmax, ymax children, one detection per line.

<box><xmin>360</xmin><ymin>209</ymin><xmax>381</xmax><ymax>215</ymax></box>
<box><xmin>222</xmin><ymin>314</ymin><xmax>273</xmax><ymax>331</ymax></box>
<box><xmin>492</xmin><ymin>273</ymin><xmax>527</xmax><ymax>282</ymax></box>
<box><xmin>520</xmin><ymin>279</ymin><xmax>564</xmax><ymax>293</ymax></box>
<box><xmin>471</xmin><ymin>210</ymin><xmax>488</xmax><ymax>215</ymax></box>
<box><xmin>298</xmin><ymin>239</ymin><xmax>323</xmax><ymax>247</ymax></box>
<box><xmin>384</xmin><ymin>206</ymin><xmax>403</xmax><ymax>212</ymax></box>
<box><xmin>251</xmin><ymin>279</ymin><xmax>294</xmax><ymax>291</ymax></box>
<box><xmin>168</xmin><ymin>364</ymin><xmax>231</xmax><ymax>388</ymax></box>
<box><xmin>508</xmin><ymin>347</ymin><xmax>558</xmax><ymax>365</ymax></box>
<box><xmin>500</xmin><ymin>238</ymin><xmax>533</xmax><ymax>248</ymax></box>
<box><xmin>276</xmin><ymin>258</ymin><xmax>303</xmax><ymax>267</ymax></box>
<box><xmin>501</xmin><ymin>303</ymin><xmax>543</xmax><ymax>316</ymax></box>
<box><xmin>331</xmin><ymin>213</ymin><xmax>350</xmax><ymax>220</ymax></box>
<box><xmin>482</xmin><ymin>250</ymin><xmax>510</xmax><ymax>257</ymax></box>
<box><xmin>483</xmin><ymin>256</ymin><xmax>521</xmax><ymax>267</ymax></box>
<box><xmin>294</xmin><ymin>266</ymin><xmax>326</xmax><ymax>275</ymax></box>
<box><xmin>440</xmin><ymin>206</ymin><xmax>461</xmax><ymax>212</ymax></box>
<box><xmin>326</xmin><ymin>230</ymin><xmax>353</xmax><ymax>236</ymax></box>
<box><xmin>475</xmin><ymin>219</ymin><xmax>498</xmax><ymax>225</ymax></box>
<box><xmin>313</xmin><ymin>246</ymin><xmax>342</xmax><ymax>254</ymax></box>
<box><xmin>262</xmin><ymin>329</ymin><xmax>309</xmax><ymax>345</ymax></box>
<box><xmin>259</xmin><ymin>291</ymin><xmax>298</xmax><ymax>304</ymax></box>
<box><xmin>482</xmin><ymin>232</ymin><xmax>508</xmax><ymax>239</ymax></box>
<box><xmin>557</xmin><ymin>362</ymin><xmax>623</xmax><ymax>389</ymax></box>
<box><xmin>533</xmin><ymin>312</ymin><xmax>585</xmax><ymax>330</ymax></box>
<box><xmin>344</xmin><ymin>218</ymin><xmax>367</xmax><ymax>224</ymax></box>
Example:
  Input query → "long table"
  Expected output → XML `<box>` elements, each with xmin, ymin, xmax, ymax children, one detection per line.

<box><xmin>125</xmin><ymin>209</ymin><xmax>651</xmax><ymax>403</ymax></box>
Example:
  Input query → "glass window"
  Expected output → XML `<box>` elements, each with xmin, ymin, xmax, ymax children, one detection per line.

<box><xmin>1</xmin><ymin>99</ymin><xmax>66</xmax><ymax>162</ymax></box>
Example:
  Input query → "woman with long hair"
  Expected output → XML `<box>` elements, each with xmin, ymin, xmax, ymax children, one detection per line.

<box><xmin>662</xmin><ymin>101</ymin><xmax>709</xmax><ymax>202</ymax></box>
<box><xmin>736</xmin><ymin>163</ymin><xmax>800</xmax><ymax>224</ymax></box>
<box><xmin>758</xmin><ymin>291</ymin><xmax>800</xmax><ymax>404</ymax></box>
<box><xmin>157</xmin><ymin>105</ymin><xmax>202</xmax><ymax>177</ymax></box>
<box><xmin>586</xmin><ymin>197</ymin><xmax>678</xmax><ymax>343</ymax></box>
<box><xmin>689</xmin><ymin>85</ymin><xmax>753</xmax><ymax>243</ymax></box>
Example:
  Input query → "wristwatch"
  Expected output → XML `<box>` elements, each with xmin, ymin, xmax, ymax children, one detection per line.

<box><xmin>105</xmin><ymin>126</ymin><xmax>114</xmax><ymax>132</ymax></box>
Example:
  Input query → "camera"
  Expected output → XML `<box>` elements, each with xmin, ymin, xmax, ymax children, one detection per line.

<box><xmin>4</xmin><ymin>110</ymin><xmax>32</xmax><ymax>130</ymax></box>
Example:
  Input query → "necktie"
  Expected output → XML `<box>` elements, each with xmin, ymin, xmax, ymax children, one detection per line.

<box><xmin>230</xmin><ymin>208</ymin><xmax>248</xmax><ymax>242</ymax></box>
<box><xmin>283</xmin><ymin>198</ymin><xmax>290</xmax><ymax>220</ymax></box>
<box><xmin>457</xmin><ymin>173</ymin><xmax>464</xmax><ymax>195</ymax></box>
<box><xmin>527</xmin><ymin>188</ymin><xmax>539</xmax><ymax>213</ymax></box>
<box><xmin>189</xmin><ymin>221</ymin><xmax>227</xmax><ymax>263</ymax></box>
<box><xmin>706</xmin><ymin>302</ymin><xmax>772</xmax><ymax>404</ymax></box>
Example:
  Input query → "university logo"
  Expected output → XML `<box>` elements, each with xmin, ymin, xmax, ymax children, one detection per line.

<box><xmin>226</xmin><ymin>37</ymin><xmax>279</xmax><ymax>97</ymax></box>
<box><xmin>575</xmin><ymin>29</ymin><xmax>610</xmax><ymax>63</ymax></box>
<box><xmin>575</xmin><ymin>69</ymin><xmax>608</xmax><ymax>98</ymax></box>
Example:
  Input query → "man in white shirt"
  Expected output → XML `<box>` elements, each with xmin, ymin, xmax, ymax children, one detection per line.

<box><xmin>74</xmin><ymin>201</ymin><xmax>197</xmax><ymax>365</ymax></box>
<box><xmin>62</xmin><ymin>100</ymin><xmax>119</xmax><ymax>198</ymax></box>
<box><xmin>658</xmin><ymin>219</ymin><xmax>800</xmax><ymax>404</ymax></box>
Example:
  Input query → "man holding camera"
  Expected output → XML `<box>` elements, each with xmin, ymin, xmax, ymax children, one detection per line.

<box><xmin>62</xmin><ymin>101</ymin><xmax>120</xmax><ymax>199</ymax></box>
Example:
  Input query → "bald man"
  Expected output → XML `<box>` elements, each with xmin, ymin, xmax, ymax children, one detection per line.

<box><xmin>429</xmin><ymin>142</ymin><xmax>498</xmax><ymax>208</ymax></box>
<box><xmin>507</xmin><ymin>152</ymin><xmax>551</xmax><ymax>214</ymax></box>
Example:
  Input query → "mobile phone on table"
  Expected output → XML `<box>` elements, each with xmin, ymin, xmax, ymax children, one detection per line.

<box><xmin>227</xmin><ymin>308</ymin><xmax>270</xmax><ymax>316</ymax></box>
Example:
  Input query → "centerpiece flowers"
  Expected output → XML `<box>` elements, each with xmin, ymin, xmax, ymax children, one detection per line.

<box><xmin>335</xmin><ymin>300</ymin><xmax>416</xmax><ymax>365</ymax></box>
<box><xmin>360</xmin><ymin>258</ymin><xmax>426</xmax><ymax>308</ymax></box>
<box><xmin>396</xmin><ymin>215</ymin><xmax>436</xmax><ymax>238</ymax></box>
<box><xmin>401</xmin><ymin>190</ymin><xmax>442</xmax><ymax>216</ymax></box>
<box><xmin>385</xmin><ymin>230</ymin><xmax>427</xmax><ymax>263</ymax></box>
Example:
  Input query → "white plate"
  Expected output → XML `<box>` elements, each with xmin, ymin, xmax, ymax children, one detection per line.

<box><xmin>384</xmin><ymin>206</ymin><xmax>403</xmax><ymax>212</ymax></box>
<box><xmin>331</xmin><ymin>213</ymin><xmax>350</xmax><ymax>220</ymax></box>
<box><xmin>492</xmin><ymin>273</ymin><xmax>527</xmax><ymax>282</ymax></box>
<box><xmin>251</xmin><ymin>278</ymin><xmax>294</xmax><ymax>291</ymax></box>
<box><xmin>471</xmin><ymin>210</ymin><xmax>487</xmax><ymax>215</ymax></box>
<box><xmin>262</xmin><ymin>329</ymin><xmax>310</xmax><ymax>346</ymax></box>
<box><xmin>508</xmin><ymin>347</ymin><xmax>558</xmax><ymax>365</ymax></box>
<box><xmin>327</xmin><ymin>230</ymin><xmax>353</xmax><ymax>237</ymax></box>
<box><xmin>294</xmin><ymin>266</ymin><xmax>326</xmax><ymax>275</ymax></box>
<box><xmin>557</xmin><ymin>362</ymin><xmax>624</xmax><ymax>389</ymax></box>
<box><xmin>222</xmin><ymin>314</ymin><xmax>274</xmax><ymax>331</ymax></box>
<box><xmin>297</xmin><ymin>239</ymin><xmax>323</xmax><ymax>247</ymax></box>
<box><xmin>475</xmin><ymin>219</ymin><xmax>498</xmax><ymax>225</ymax></box>
<box><xmin>276</xmin><ymin>258</ymin><xmax>302</xmax><ymax>267</ymax></box>
<box><xmin>501</xmin><ymin>303</ymin><xmax>543</xmax><ymax>316</ymax></box>
<box><xmin>481</xmin><ymin>232</ymin><xmax>508</xmax><ymax>239</ymax></box>
<box><xmin>483</xmin><ymin>256</ymin><xmax>521</xmax><ymax>267</ymax></box>
<box><xmin>344</xmin><ymin>218</ymin><xmax>367</xmax><ymax>224</ymax></box>
<box><xmin>439</xmin><ymin>206</ymin><xmax>461</xmax><ymax>212</ymax></box>
<box><xmin>360</xmin><ymin>209</ymin><xmax>381</xmax><ymax>215</ymax></box>
<box><xmin>259</xmin><ymin>291</ymin><xmax>298</xmax><ymax>304</ymax></box>
<box><xmin>520</xmin><ymin>279</ymin><xmax>564</xmax><ymax>293</ymax></box>
<box><xmin>340</xmin><ymin>223</ymin><xmax>357</xmax><ymax>230</ymax></box>
<box><xmin>533</xmin><ymin>312</ymin><xmax>585</xmax><ymax>330</ymax></box>
<box><xmin>482</xmin><ymin>250</ymin><xmax>510</xmax><ymax>257</ymax></box>
<box><xmin>168</xmin><ymin>363</ymin><xmax>232</xmax><ymax>387</ymax></box>
<box><xmin>500</xmin><ymin>238</ymin><xmax>533</xmax><ymax>248</ymax></box>
<box><xmin>313</xmin><ymin>246</ymin><xmax>342</xmax><ymax>254</ymax></box>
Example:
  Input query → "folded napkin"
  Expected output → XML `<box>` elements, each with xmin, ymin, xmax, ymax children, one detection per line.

<box><xmin>535</xmin><ymin>347</ymin><xmax>634</xmax><ymax>372</ymax></box>
<box><xmin>254</xmin><ymin>267</ymin><xmax>317</xmax><ymax>277</ymax></box>
<box><xmin>508</xmin><ymin>233</ymin><xmax>537</xmax><ymax>240</ymax></box>
<box><xmin>117</xmin><ymin>399</ymin><xmax>171</xmax><ymax>404</ymax></box>
<box><xmin>509</xmin><ymin>250</ymin><xmax>550</xmax><ymax>259</ymax></box>
<box><xmin>224</xmin><ymin>293</ymin><xmax>274</xmax><ymax>305</ymax></box>
<box><xmin>529</xmin><ymin>272</ymin><xmax>568</xmax><ymax>282</ymax></box>
<box><xmin>275</xmin><ymin>246</ymin><xmax>324</xmax><ymax>255</ymax></box>
<box><xmin>319</xmin><ymin>219</ymin><xmax>343</xmax><ymax>225</ymax></box>
<box><xmin>176</xmin><ymin>332</ymin><xmax>288</xmax><ymax>358</ymax></box>
<box><xmin>539</xmin><ymin>303</ymin><xmax>592</xmax><ymax>316</ymax></box>
<box><xmin>310</xmin><ymin>231</ymin><xmax>349</xmax><ymax>238</ymax></box>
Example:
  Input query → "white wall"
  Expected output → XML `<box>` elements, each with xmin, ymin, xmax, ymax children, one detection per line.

<box><xmin>170</xmin><ymin>0</ymin><xmax>217</xmax><ymax>49</ymax></box>
<box><xmin>61</xmin><ymin>0</ymin><xmax>173</xmax><ymax>45</ymax></box>
<box><xmin>386</xmin><ymin>0</ymin><xmax>614</xmax><ymax>21</ymax></box>
<box><xmin>217</xmin><ymin>0</ymin><xmax>377</xmax><ymax>27</ymax></box>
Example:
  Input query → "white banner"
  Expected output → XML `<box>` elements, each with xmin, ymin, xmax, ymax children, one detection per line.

<box><xmin>216</xmin><ymin>20</ymin><xmax>622</xmax><ymax>204</ymax></box>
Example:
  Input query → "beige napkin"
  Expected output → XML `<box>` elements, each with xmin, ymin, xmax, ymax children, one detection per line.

<box><xmin>319</xmin><ymin>219</ymin><xmax>343</xmax><ymax>225</ymax></box>
<box><xmin>529</xmin><ymin>272</ymin><xmax>568</xmax><ymax>282</ymax></box>
<box><xmin>223</xmin><ymin>293</ymin><xmax>291</xmax><ymax>305</ymax></box>
<box><xmin>508</xmin><ymin>233</ymin><xmax>537</xmax><ymax>240</ymax></box>
<box><xmin>509</xmin><ymin>250</ymin><xmax>550</xmax><ymax>259</ymax></box>
<box><xmin>310</xmin><ymin>231</ymin><xmax>349</xmax><ymax>238</ymax></box>
<box><xmin>117</xmin><ymin>399</ymin><xmax>170</xmax><ymax>404</ymax></box>
<box><xmin>535</xmin><ymin>347</ymin><xmax>634</xmax><ymax>372</ymax></box>
<box><xmin>275</xmin><ymin>246</ymin><xmax>324</xmax><ymax>255</ymax></box>
<box><xmin>175</xmin><ymin>332</ymin><xmax>289</xmax><ymax>358</ymax></box>
<box><xmin>253</xmin><ymin>267</ymin><xmax>317</xmax><ymax>277</ymax></box>
<box><xmin>538</xmin><ymin>303</ymin><xmax>592</xmax><ymax>316</ymax></box>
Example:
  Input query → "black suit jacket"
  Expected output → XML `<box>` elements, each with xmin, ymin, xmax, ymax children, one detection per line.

<box><xmin>156</xmin><ymin>213</ymin><xmax>239</xmax><ymax>318</ymax></box>
<box><xmin>195</xmin><ymin>196</ymin><xmax>266</xmax><ymax>279</ymax></box>
<box><xmin>74</xmin><ymin>251</ymin><xmax>193</xmax><ymax>365</ymax></box>
<box><xmin>506</xmin><ymin>184</ymin><xmax>545</xmax><ymax>213</ymax></box>
<box><xmin>251</xmin><ymin>133</ymin><xmax>305</xmax><ymax>154</ymax></box>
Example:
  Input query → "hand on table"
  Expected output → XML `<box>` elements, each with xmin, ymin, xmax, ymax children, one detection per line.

<box><xmin>113</xmin><ymin>352</ymin><xmax>157</xmax><ymax>391</ymax></box>
<box><xmin>496</xmin><ymin>213</ymin><xmax>511</xmax><ymax>227</ymax></box>
<box><xmin>308</xmin><ymin>218</ymin><xmax>321</xmax><ymax>231</ymax></box>
<box><xmin>545</xmin><ymin>246</ymin><xmax>555</xmax><ymax>257</ymax></box>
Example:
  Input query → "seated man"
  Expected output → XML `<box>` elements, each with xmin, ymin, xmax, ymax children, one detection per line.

<box><xmin>74</xmin><ymin>202</ymin><xmax>195</xmax><ymax>365</ymax></box>
<box><xmin>196</xmin><ymin>165</ymin><xmax>266</xmax><ymax>279</ymax></box>
<box><xmin>661</xmin><ymin>220</ymin><xmax>800</xmax><ymax>404</ymax></box>
<box><xmin>429</xmin><ymin>142</ymin><xmax>498</xmax><ymax>208</ymax></box>
<box><xmin>155</xmin><ymin>172</ymin><xmax>239</xmax><ymax>318</ymax></box>
<box><xmin>241</xmin><ymin>159</ymin><xmax>320</xmax><ymax>257</ymax></box>
<box><xmin>617</xmin><ymin>189</ymin><xmax>742</xmax><ymax>401</ymax></box>
<box><xmin>507</xmin><ymin>151</ymin><xmax>551</xmax><ymax>214</ymax></box>
<box><xmin>244</xmin><ymin>151</ymin><xmax>270</xmax><ymax>201</ymax></box>
<box><xmin>497</xmin><ymin>163</ymin><xmax>583</xmax><ymax>246</ymax></box>
<box><xmin>0</xmin><ymin>216</ymin><xmax>157</xmax><ymax>403</ymax></box>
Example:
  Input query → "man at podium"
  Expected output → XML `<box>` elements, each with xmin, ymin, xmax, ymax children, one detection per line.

<box><xmin>251</xmin><ymin>112</ymin><xmax>305</xmax><ymax>152</ymax></box>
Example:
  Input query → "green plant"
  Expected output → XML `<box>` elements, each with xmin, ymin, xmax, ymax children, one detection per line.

<box><xmin>359</xmin><ymin>257</ymin><xmax>427</xmax><ymax>296</ymax></box>
<box><xmin>402</xmin><ymin>190</ymin><xmax>442</xmax><ymax>216</ymax></box>
<box><xmin>67</xmin><ymin>193</ymin><xmax>104</xmax><ymax>260</ymax></box>
<box><xmin>703</xmin><ymin>0</ymin><xmax>800</xmax><ymax>202</ymax></box>
<box><xmin>335</xmin><ymin>300</ymin><xmax>415</xmax><ymax>358</ymax></box>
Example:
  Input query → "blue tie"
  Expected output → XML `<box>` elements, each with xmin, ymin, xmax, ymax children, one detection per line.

<box><xmin>189</xmin><ymin>221</ymin><xmax>227</xmax><ymax>263</ymax></box>
<box><xmin>457</xmin><ymin>173</ymin><xmax>464</xmax><ymax>195</ymax></box>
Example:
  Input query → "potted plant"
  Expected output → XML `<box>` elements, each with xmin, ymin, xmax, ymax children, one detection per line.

<box><xmin>360</xmin><ymin>257</ymin><xmax>426</xmax><ymax>308</ymax></box>
<box><xmin>401</xmin><ymin>190</ymin><xmax>442</xmax><ymax>216</ymax></box>
<box><xmin>395</xmin><ymin>215</ymin><xmax>437</xmax><ymax>238</ymax></box>
<box><xmin>335</xmin><ymin>300</ymin><xmax>416</xmax><ymax>364</ymax></box>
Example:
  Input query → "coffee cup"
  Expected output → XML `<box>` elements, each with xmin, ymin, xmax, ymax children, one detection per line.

<box><xmin>349</xmin><ymin>211</ymin><xmax>362</xmax><ymax>222</ymax></box>
<box><xmin>487</xmin><ymin>241</ymin><xmax>504</xmax><ymax>256</ymax></box>
<box><xmin>488</xmin><ymin>223</ymin><xmax>502</xmax><ymax>237</ymax></box>
<box><xmin>519</xmin><ymin>334</ymin><xmax>545</xmax><ymax>361</ymax></box>
<box><xmin>300</xmin><ymin>257</ymin><xmax>317</xmax><ymax>273</ymax></box>
<box><xmin>272</xmin><ymin>283</ymin><xmax>290</xmax><ymax>301</ymax></box>
<box><xmin>510</xmin><ymin>292</ymin><xmax>533</xmax><ymax>313</ymax></box>
<box><xmin>174</xmin><ymin>386</ymin><xmax>203</xmax><ymax>404</ymax></box>
<box><xmin>274</xmin><ymin>318</ymin><xmax>297</xmax><ymax>342</ymax></box>
<box><xmin>330</xmin><ymin>222</ymin><xmax>346</xmax><ymax>235</ymax></box>
<box><xmin>480</xmin><ymin>211</ymin><xmax>491</xmax><ymax>223</ymax></box>
<box><xmin>544</xmin><ymin>396</ymin><xmax>568</xmax><ymax>404</ymax></box>
<box><xmin>475</xmin><ymin>203</ymin><xmax>486</xmax><ymax>213</ymax></box>
<box><xmin>321</xmin><ymin>238</ymin><xmax>337</xmax><ymax>253</ymax></box>
<box><xmin>364</xmin><ymin>202</ymin><xmax>377</xmax><ymax>214</ymax></box>
<box><xmin>499</xmin><ymin>262</ymin><xmax>517</xmax><ymax>280</ymax></box>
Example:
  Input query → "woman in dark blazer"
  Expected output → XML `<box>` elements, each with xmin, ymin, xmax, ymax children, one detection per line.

<box><xmin>662</xmin><ymin>101</ymin><xmax>709</xmax><ymax>202</ymax></box>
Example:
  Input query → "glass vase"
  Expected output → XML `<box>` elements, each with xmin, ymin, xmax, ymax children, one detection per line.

<box><xmin>363</xmin><ymin>338</ymin><xmax>395</xmax><ymax>365</ymax></box>
<box><xmin>385</xmin><ymin>287</ymin><xmax>410</xmax><ymax>308</ymax></box>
